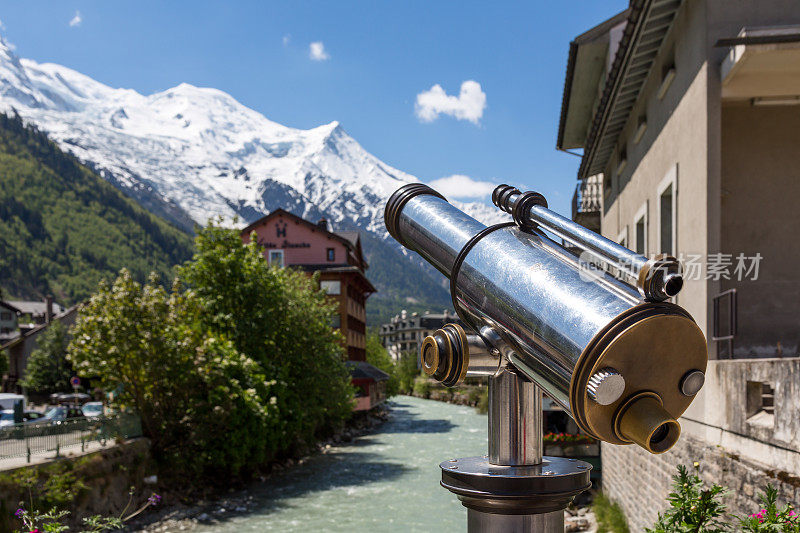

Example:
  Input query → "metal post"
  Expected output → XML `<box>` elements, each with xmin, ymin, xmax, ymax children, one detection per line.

<box><xmin>489</xmin><ymin>368</ymin><xmax>541</xmax><ymax>466</ymax></box>
<box><xmin>441</xmin><ymin>368</ymin><xmax>591</xmax><ymax>533</ymax></box>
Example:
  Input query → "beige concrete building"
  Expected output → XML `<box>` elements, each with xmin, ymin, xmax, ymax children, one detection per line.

<box><xmin>558</xmin><ymin>0</ymin><xmax>800</xmax><ymax>530</ymax></box>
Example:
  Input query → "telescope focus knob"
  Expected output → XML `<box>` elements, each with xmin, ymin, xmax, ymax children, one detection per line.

<box><xmin>587</xmin><ymin>368</ymin><xmax>625</xmax><ymax>405</ymax></box>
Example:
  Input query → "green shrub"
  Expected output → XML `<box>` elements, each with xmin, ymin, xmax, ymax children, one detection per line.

<box><xmin>475</xmin><ymin>387</ymin><xmax>489</xmax><ymax>414</ymax></box>
<box><xmin>67</xmin><ymin>223</ymin><xmax>353</xmax><ymax>482</ymax></box>
<box><xmin>395</xmin><ymin>350</ymin><xmax>420</xmax><ymax>394</ymax></box>
<box><xmin>412</xmin><ymin>376</ymin><xmax>432</xmax><ymax>398</ymax></box>
<box><xmin>593</xmin><ymin>492</ymin><xmax>630</xmax><ymax>533</ymax></box>
<box><xmin>647</xmin><ymin>464</ymin><xmax>727</xmax><ymax>533</ymax></box>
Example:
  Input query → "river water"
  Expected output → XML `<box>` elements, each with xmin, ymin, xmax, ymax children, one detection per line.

<box><xmin>196</xmin><ymin>395</ymin><xmax>486</xmax><ymax>532</ymax></box>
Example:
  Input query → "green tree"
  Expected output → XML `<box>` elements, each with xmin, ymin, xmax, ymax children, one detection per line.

<box><xmin>20</xmin><ymin>321</ymin><xmax>73</xmax><ymax>395</ymax></box>
<box><xmin>366</xmin><ymin>331</ymin><xmax>398</xmax><ymax>396</ymax></box>
<box><xmin>177</xmin><ymin>222</ymin><xmax>354</xmax><ymax>446</ymax></box>
<box><xmin>395</xmin><ymin>350</ymin><xmax>420</xmax><ymax>394</ymax></box>
<box><xmin>67</xmin><ymin>269</ymin><xmax>273</xmax><ymax>480</ymax></box>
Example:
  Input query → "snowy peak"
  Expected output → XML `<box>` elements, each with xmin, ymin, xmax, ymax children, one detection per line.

<box><xmin>0</xmin><ymin>34</ymin><xmax>505</xmax><ymax>240</ymax></box>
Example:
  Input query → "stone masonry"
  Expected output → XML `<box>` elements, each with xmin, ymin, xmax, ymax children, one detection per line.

<box><xmin>602</xmin><ymin>435</ymin><xmax>800</xmax><ymax>532</ymax></box>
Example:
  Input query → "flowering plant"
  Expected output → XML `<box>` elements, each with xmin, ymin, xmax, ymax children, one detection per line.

<box><xmin>543</xmin><ymin>432</ymin><xmax>596</xmax><ymax>444</ymax></box>
<box><xmin>738</xmin><ymin>484</ymin><xmax>799</xmax><ymax>532</ymax></box>
<box><xmin>13</xmin><ymin>488</ymin><xmax>160</xmax><ymax>533</ymax></box>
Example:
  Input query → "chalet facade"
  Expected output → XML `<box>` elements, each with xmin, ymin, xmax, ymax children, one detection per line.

<box><xmin>241</xmin><ymin>209</ymin><xmax>386</xmax><ymax>410</ymax></box>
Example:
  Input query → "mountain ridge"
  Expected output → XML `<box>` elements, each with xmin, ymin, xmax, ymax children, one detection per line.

<box><xmin>0</xmin><ymin>35</ymin><xmax>508</xmax><ymax>324</ymax></box>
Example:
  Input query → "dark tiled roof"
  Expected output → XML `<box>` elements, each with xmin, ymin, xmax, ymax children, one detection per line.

<box><xmin>346</xmin><ymin>361</ymin><xmax>390</xmax><ymax>381</ymax></box>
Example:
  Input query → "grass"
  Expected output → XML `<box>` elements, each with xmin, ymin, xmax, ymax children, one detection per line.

<box><xmin>593</xmin><ymin>491</ymin><xmax>630</xmax><ymax>533</ymax></box>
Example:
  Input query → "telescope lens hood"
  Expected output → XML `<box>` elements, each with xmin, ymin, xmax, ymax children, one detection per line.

<box><xmin>384</xmin><ymin>183</ymin><xmax>446</xmax><ymax>247</ymax></box>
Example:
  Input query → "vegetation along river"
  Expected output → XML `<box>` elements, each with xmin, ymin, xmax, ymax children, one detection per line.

<box><xmin>196</xmin><ymin>395</ymin><xmax>486</xmax><ymax>532</ymax></box>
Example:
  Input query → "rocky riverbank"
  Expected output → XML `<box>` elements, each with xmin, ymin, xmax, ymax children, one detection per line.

<box><xmin>129</xmin><ymin>407</ymin><xmax>389</xmax><ymax>532</ymax></box>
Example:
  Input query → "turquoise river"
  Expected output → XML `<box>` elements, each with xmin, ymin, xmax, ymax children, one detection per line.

<box><xmin>196</xmin><ymin>395</ymin><xmax>486</xmax><ymax>532</ymax></box>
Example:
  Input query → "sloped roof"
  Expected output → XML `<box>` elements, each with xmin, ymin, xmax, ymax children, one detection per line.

<box><xmin>577</xmin><ymin>0</ymin><xmax>683</xmax><ymax>179</ymax></box>
<box><xmin>0</xmin><ymin>301</ymin><xmax>21</xmax><ymax>314</ymax></box>
<box><xmin>346</xmin><ymin>361</ymin><xmax>390</xmax><ymax>381</ymax></box>
<box><xmin>6</xmin><ymin>300</ymin><xmax>64</xmax><ymax>316</ymax></box>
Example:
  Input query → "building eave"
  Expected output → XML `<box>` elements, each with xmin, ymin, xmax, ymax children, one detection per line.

<box><xmin>557</xmin><ymin>8</ymin><xmax>631</xmax><ymax>151</ymax></box>
<box><xmin>577</xmin><ymin>0</ymin><xmax>683</xmax><ymax>180</ymax></box>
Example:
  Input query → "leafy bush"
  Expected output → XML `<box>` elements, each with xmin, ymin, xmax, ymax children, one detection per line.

<box><xmin>593</xmin><ymin>492</ymin><xmax>630</xmax><ymax>533</ymax></box>
<box><xmin>412</xmin><ymin>376</ymin><xmax>432</xmax><ymax>398</ymax></box>
<box><xmin>68</xmin><ymin>223</ymin><xmax>353</xmax><ymax>482</ymax></box>
<box><xmin>648</xmin><ymin>463</ymin><xmax>727</xmax><ymax>533</ymax></box>
<box><xmin>177</xmin><ymin>223</ymin><xmax>353</xmax><ymax>447</ymax></box>
<box><xmin>20</xmin><ymin>320</ymin><xmax>74</xmax><ymax>395</ymax></box>
<box><xmin>68</xmin><ymin>270</ymin><xmax>271</xmax><ymax>480</ymax></box>
<box><xmin>366</xmin><ymin>331</ymin><xmax>399</xmax><ymax>396</ymax></box>
<box><xmin>395</xmin><ymin>350</ymin><xmax>420</xmax><ymax>394</ymax></box>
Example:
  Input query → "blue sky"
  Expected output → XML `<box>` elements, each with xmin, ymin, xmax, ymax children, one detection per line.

<box><xmin>0</xmin><ymin>1</ymin><xmax>626</xmax><ymax>216</ymax></box>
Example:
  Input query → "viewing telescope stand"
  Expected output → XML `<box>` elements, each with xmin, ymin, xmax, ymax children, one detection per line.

<box><xmin>385</xmin><ymin>182</ymin><xmax>708</xmax><ymax>532</ymax></box>
<box><xmin>440</xmin><ymin>368</ymin><xmax>592</xmax><ymax>532</ymax></box>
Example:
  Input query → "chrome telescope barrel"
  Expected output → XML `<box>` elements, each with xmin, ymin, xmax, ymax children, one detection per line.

<box><xmin>385</xmin><ymin>183</ymin><xmax>708</xmax><ymax>454</ymax></box>
<box><xmin>492</xmin><ymin>184</ymin><xmax>682</xmax><ymax>301</ymax></box>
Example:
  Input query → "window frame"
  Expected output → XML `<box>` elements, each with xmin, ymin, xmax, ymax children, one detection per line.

<box><xmin>617</xmin><ymin>226</ymin><xmax>629</xmax><ymax>249</ymax></box>
<box><xmin>634</xmin><ymin>201</ymin><xmax>648</xmax><ymax>257</ymax></box>
<box><xmin>268</xmin><ymin>249</ymin><xmax>284</xmax><ymax>268</ymax></box>
<box><xmin>657</xmin><ymin>165</ymin><xmax>678</xmax><ymax>257</ymax></box>
<box><xmin>320</xmin><ymin>280</ymin><xmax>341</xmax><ymax>295</ymax></box>
<box><xmin>326</xmin><ymin>247</ymin><xmax>336</xmax><ymax>262</ymax></box>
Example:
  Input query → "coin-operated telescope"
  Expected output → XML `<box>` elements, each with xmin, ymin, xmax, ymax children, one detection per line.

<box><xmin>385</xmin><ymin>183</ymin><xmax>707</xmax><ymax>532</ymax></box>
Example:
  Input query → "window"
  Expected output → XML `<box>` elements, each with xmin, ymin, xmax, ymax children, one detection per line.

<box><xmin>327</xmin><ymin>247</ymin><xmax>335</xmax><ymax>262</ymax></box>
<box><xmin>634</xmin><ymin>202</ymin><xmax>648</xmax><ymax>256</ymax></box>
<box><xmin>330</xmin><ymin>314</ymin><xmax>341</xmax><ymax>329</ymax></box>
<box><xmin>0</xmin><ymin>311</ymin><xmax>11</xmax><ymax>321</ymax></box>
<box><xmin>320</xmin><ymin>280</ymin><xmax>341</xmax><ymax>295</ymax></box>
<box><xmin>658</xmin><ymin>166</ymin><xmax>677</xmax><ymax>256</ymax></box>
<box><xmin>617</xmin><ymin>226</ymin><xmax>629</xmax><ymax>249</ymax></box>
<box><xmin>268</xmin><ymin>249</ymin><xmax>284</xmax><ymax>268</ymax></box>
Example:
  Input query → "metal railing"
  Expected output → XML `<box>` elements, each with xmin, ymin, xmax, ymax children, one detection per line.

<box><xmin>571</xmin><ymin>175</ymin><xmax>603</xmax><ymax>220</ymax></box>
<box><xmin>0</xmin><ymin>413</ymin><xmax>142</xmax><ymax>462</ymax></box>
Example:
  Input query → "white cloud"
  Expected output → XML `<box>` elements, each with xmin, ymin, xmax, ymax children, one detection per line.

<box><xmin>69</xmin><ymin>10</ymin><xmax>82</xmax><ymax>27</ymax></box>
<box><xmin>282</xmin><ymin>34</ymin><xmax>290</xmax><ymax>46</ymax></box>
<box><xmin>309</xmin><ymin>41</ymin><xmax>329</xmax><ymax>61</ymax></box>
<box><xmin>428</xmin><ymin>175</ymin><xmax>497</xmax><ymax>200</ymax></box>
<box><xmin>415</xmin><ymin>80</ymin><xmax>486</xmax><ymax>125</ymax></box>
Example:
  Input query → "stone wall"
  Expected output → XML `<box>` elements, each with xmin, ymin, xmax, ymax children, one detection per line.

<box><xmin>602</xmin><ymin>435</ymin><xmax>800</xmax><ymax>533</ymax></box>
<box><xmin>0</xmin><ymin>438</ymin><xmax>154</xmax><ymax>530</ymax></box>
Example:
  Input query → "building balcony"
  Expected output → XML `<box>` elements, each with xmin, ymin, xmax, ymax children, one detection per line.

<box><xmin>571</xmin><ymin>175</ymin><xmax>602</xmax><ymax>233</ymax></box>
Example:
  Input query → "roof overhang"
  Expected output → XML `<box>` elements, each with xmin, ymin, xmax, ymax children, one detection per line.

<box><xmin>577</xmin><ymin>0</ymin><xmax>683</xmax><ymax>180</ymax></box>
<box><xmin>558</xmin><ymin>9</ymin><xmax>630</xmax><ymax>150</ymax></box>
<box><xmin>719</xmin><ymin>26</ymin><xmax>800</xmax><ymax>101</ymax></box>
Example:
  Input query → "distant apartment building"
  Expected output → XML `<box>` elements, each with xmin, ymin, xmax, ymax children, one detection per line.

<box><xmin>558</xmin><ymin>0</ymin><xmax>800</xmax><ymax>529</ymax></box>
<box><xmin>241</xmin><ymin>209</ymin><xmax>387</xmax><ymax>410</ymax></box>
<box><xmin>379</xmin><ymin>309</ymin><xmax>462</xmax><ymax>361</ymax></box>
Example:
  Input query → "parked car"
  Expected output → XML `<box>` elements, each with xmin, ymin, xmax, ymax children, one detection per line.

<box><xmin>42</xmin><ymin>405</ymin><xmax>86</xmax><ymax>424</ymax></box>
<box><xmin>82</xmin><ymin>402</ymin><xmax>104</xmax><ymax>418</ymax></box>
<box><xmin>49</xmin><ymin>392</ymin><xmax>91</xmax><ymax>405</ymax></box>
<box><xmin>0</xmin><ymin>410</ymin><xmax>16</xmax><ymax>428</ymax></box>
<box><xmin>0</xmin><ymin>409</ymin><xmax>43</xmax><ymax>428</ymax></box>
<box><xmin>0</xmin><ymin>393</ymin><xmax>25</xmax><ymax>411</ymax></box>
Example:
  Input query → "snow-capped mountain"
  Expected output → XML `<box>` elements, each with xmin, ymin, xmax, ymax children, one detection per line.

<box><xmin>0</xmin><ymin>36</ymin><xmax>504</xmax><ymax>241</ymax></box>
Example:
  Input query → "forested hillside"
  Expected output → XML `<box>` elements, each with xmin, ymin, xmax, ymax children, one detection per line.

<box><xmin>0</xmin><ymin>112</ymin><xmax>194</xmax><ymax>304</ymax></box>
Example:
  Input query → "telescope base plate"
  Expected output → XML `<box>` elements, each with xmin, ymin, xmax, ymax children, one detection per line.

<box><xmin>440</xmin><ymin>455</ymin><xmax>592</xmax><ymax>515</ymax></box>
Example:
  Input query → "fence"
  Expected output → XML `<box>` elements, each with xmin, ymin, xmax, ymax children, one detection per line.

<box><xmin>0</xmin><ymin>413</ymin><xmax>142</xmax><ymax>463</ymax></box>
